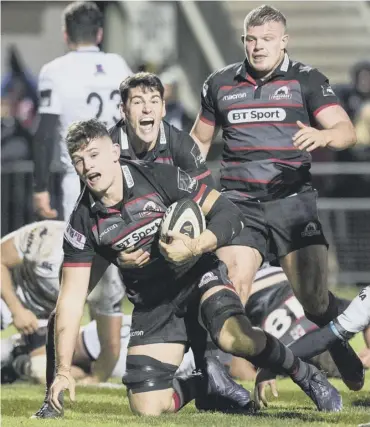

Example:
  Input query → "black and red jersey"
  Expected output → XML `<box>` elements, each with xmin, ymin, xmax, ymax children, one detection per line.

<box><xmin>109</xmin><ymin>119</ymin><xmax>213</xmax><ymax>186</ymax></box>
<box><xmin>63</xmin><ymin>159</ymin><xmax>218</xmax><ymax>307</ymax></box>
<box><xmin>200</xmin><ymin>53</ymin><xmax>340</xmax><ymax>200</ymax></box>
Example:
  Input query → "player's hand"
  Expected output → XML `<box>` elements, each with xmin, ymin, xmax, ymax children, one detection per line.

<box><xmin>49</xmin><ymin>372</ymin><xmax>75</xmax><ymax>413</ymax></box>
<box><xmin>13</xmin><ymin>307</ymin><xmax>39</xmax><ymax>335</ymax></box>
<box><xmin>77</xmin><ymin>375</ymin><xmax>100</xmax><ymax>386</ymax></box>
<box><xmin>358</xmin><ymin>347</ymin><xmax>370</xmax><ymax>369</ymax></box>
<box><xmin>117</xmin><ymin>248</ymin><xmax>150</xmax><ymax>268</ymax></box>
<box><xmin>254</xmin><ymin>368</ymin><xmax>278</xmax><ymax>409</ymax></box>
<box><xmin>33</xmin><ymin>191</ymin><xmax>58</xmax><ymax>219</ymax></box>
<box><xmin>292</xmin><ymin>121</ymin><xmax>329</xmax><ymax>152</ymax></box>
<box><xmin>159</xmin><ymin>231</ymin><xmax>196</xmax><ymax>264</ymax></box>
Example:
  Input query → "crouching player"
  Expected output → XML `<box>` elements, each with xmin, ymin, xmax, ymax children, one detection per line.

<box><xmin>45</xmin><ymin>120</ymin><xmax>342</xmax><ymax>417</ymax></box>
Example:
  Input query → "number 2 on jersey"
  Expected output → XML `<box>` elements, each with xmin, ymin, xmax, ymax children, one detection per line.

<box><xmin>86</xmin><ymin>90</ymin><xmax>120</xmax><ymax>125</ymax></box>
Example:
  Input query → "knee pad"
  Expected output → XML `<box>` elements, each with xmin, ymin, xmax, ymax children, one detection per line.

<box><xmin>200</xmin><ymin>289</ymin><xmax>245</xmax><ymax>345</ymax></box>
<box><xmin>122</xmin><ymin>355</ymin><xmax>177</xmax><ymax>394</ymax></box>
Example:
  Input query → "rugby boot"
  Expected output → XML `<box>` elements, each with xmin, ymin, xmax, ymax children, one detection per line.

<box><xmin>30</xmin><ymin>393</ymin><xmax>64</xmax><ymax>419</ymax></box>
<box><xmin>293</xmin><ymin>364</ymin><xmax>342</xmax><ymax>412</ymax></box>
<box><xmin>196</xmin><ymin>356</ymin><xmax>256</xmax><ymax>414</ymax></box>
<box><xmin>328</xmin><ymin>339</ymin><xmax>365</xmax><ymax>391</ymax></box>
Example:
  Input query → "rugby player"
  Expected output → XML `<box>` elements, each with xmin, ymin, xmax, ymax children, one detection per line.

<box><xmin>47</xmin><ymin>119</ymin><xmax>341</xmax><ymax>417</ymax></box>
<box><xmin>32</xmin><ymin>1</ymin><xmax>132</xmax><ymax>219</ymax></box>
<box><xmin>190</xmin><ymin>4</ymin><xmax>362</xmax><ymax>391</ymax></box>
<box><xmin>1</xmin><ymin>220</ymin><xmax>124</xmax><ymax>384</ymax></box>
<box><xmin>32</xmin><ymin>73</ymin><xmax>252</xmax><ymax>418</ymax></box>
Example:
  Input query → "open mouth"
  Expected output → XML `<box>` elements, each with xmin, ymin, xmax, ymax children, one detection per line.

<box><xmin>139</xmin><ymin>118</ymin><xmax>155</xmax><ymax>133</ymax></box>
<box><xmin>253</xmin><ymin>55</ymin><xmax>266</xmax><ymax>62</ymax></box>
<box><xmin>86</xmin><ymin>172</ymin><xmax>101</xmax><ymax>185</ymax></box>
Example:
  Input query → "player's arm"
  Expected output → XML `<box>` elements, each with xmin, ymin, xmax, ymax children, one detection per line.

<box><xmin>158</xmin><ymin>167</ymin><xmax>245</xmax><ymax>263</ymax></box>
<box><xmin>1</xmin><ymin>236</ymin><xmax>39</xmax><ymax>334</ymax></box>
<box><xmin>33</xmin><ymin>64</ymin><xmax>62</xmax><ymax>218</ymax></box>
<box><xmin>49</xmin><ymin>213</ymin><xmax>96</xmax><ymax>411</ymax></box>
<box><xmin>173</xmin><ymin>131</ymin><xmax>215</xmax><ymax>187</ymax></box>
<box><xmin>190</xmin><ymin>76</ymin><xmax>220</xmax><ymax>159</ymax></box>
<box><xmin>293</xmin><ymin>70</ymin><xmax>356</xmax><ymax>152</ymax></box>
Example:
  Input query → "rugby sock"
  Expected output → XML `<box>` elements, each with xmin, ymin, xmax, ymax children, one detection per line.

<box><xmin>172</xmin><ymin>372</ymin><xmax>204</xmax><ymax>411</ymax></box>
<box><xmin>304</xmin><ymin>291</ymin><xmax>341</xmax><ymax>327</ymax></box>
<box><xmin>287</xmin><ymin>323</ymin><xmax>346</xmax><ymax>361</ymax></box>
<box><xmin>45</xmin><ymin>311</ymin><xmax>57</xmax><ymax>398</ymax></box>
<box><xmin>247</xmin><ymin>332</ymin><xmax>309</xmax><ymax>381</ymax></box>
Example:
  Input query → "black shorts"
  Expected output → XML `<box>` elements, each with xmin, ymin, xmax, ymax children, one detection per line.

<box><xmin>227</xmin><ymin>187</ymin><xmax>328</xmax><ymax>260</ymax></box>
<box><xmin>128</xmin><ymin>259</ymin><xmax>232</xmax><ymax>348</ymax></box>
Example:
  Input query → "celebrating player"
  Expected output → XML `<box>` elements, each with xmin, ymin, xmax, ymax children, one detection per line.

<box><xmin>46</xmin><ymin>119</ymin><xmax>341</xmax><ymax>418</ymax></box>
<box><xmin>190</xmin><ymin>4</ymin><xmax>362</xmax><ymax>390</ymax></box>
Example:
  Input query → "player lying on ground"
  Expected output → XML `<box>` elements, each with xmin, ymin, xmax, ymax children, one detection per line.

<box><xmin>190</xmin><ymin>4</ymin><xmax>362</xmax><ymax>391</ymax></box>
<box><xmin>255</xmin><ymin>285</ymin><xmax>370</xmax><ymax>407</ymax></box>
<box><xmin>0</xmin><ymin>220</ymin><xmax>124</xmax><ymax>385</ymax></box>
<box><xmin>46</xmin><ymin>119</ymin><xmax>341</xmax><ymax>418</ymax></box>
<box><xmin>32</xmin><ymin>72</ymin><xmax>252</xmax><ymax>418</ymax></box>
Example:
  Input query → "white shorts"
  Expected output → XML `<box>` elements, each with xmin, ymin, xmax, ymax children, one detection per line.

<box><xmin>1</xmin><ymin>299</ymin><xmax>13</xmax><ymax>330</ymax></box>
<box><xmin>82</xmin><ymin>316</ymin><xmax>196</xmax><ymax>378</ymax></box>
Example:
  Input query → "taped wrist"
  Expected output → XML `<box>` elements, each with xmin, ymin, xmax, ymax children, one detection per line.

<box><xmin>206</xmin><ymin>196</ymin><xmax>245</xmax><ymax>247</ymax></box>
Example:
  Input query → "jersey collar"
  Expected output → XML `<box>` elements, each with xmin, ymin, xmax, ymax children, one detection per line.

<box><xmin>88</xmin><ymin>165</ymin><xmax>133</xmax><ymax>215</ymax></box>
<box><xmin>236</xmin><ymin>52</ymin><xmax>291</xmax><ymax>85</ymax></box>
<box><xmin>118</xmin><ymin>120</ymin><xmax>168</xmax><ymax>160</ymax></box>
<box><xmin>74</xmin><ymin>45</ymin><xmax>100</xmax><ymax>53</ymax></box>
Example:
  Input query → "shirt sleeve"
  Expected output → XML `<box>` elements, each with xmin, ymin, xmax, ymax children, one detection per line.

<box><xmin>305</xmin><ymin>69</ymin><xmax>340</xmax><ymax>118</ymax></box>
<box><xmin>200</xmin><ymin>74</ymin><xmax>217</xmax><ymax>126</ymax></box>
<box><xmin>37</xmin><ymin>64</ymin><xmax>62</xmax><ymax>116</ymax></box>
<box><xmin>173</xmin><ymin>133</ymin><xmax>214</xmax><ymax>186</ymax></box>
<box><xmin>63</xmin><ymin>207</ymin><xmax>96</xmax><ymax>267</ymax></box>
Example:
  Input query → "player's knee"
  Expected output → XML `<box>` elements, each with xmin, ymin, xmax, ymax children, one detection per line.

<box><xmin>123</xmin><ymin>354</ymin><xmax>177</xmax><ymax>415</ymax></box>
<box><xmin>129</xmin><ymin>390</ymin><xmax>173</xmax><ymax>416</ymax></box>
<box><xmin>200</xmin><ymin>289</ymin><xmax>246</xmax><ymax>352</ymax></box>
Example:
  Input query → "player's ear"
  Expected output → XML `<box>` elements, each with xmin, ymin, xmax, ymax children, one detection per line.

<box><xmin>161</xmin><ymin>100</ymin><xmax>166</xmax><ymax>119</ymax></box>
<box><xmin>120</xmin><ymin>103</ymin><xmax>127</xmax><ymax>118</ymax></box>
<box><xmin>112</xmin><ymin>143</ymin><xmax>121</xmax><ymax>161</ymax></box>
<box><xmin>281</xmin><ymin>33</ymin><xmax>289</xmax><ymax>50</ymax></box>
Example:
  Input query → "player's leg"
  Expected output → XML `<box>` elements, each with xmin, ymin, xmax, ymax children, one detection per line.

<box><xmin>197</xmin><ymin>266</ymin><xmax>342</xmax><ymax>412</ymax></box>
<box><xmin>288</xmin><ymin>286</ymin><xmax>370</xmax><ymax>360</ymax></box>
<box><xmin>271</xmin><ymin>189</ymin><xmax>364</xmax><ymax>390</ymax></box>
<box><xmin>124</xmin><ymin>343</ymin><xmax>186</xmax><ymax>416</ymax></box>
<box><xmin>61</xmin><ymin>171</ymin><xmax>81</xmax><ymax>220</ymax></box>
<box><xmin>216</xmin><ymin>199</ymin><xmax>266</xmax><ymax>305</ymax></box>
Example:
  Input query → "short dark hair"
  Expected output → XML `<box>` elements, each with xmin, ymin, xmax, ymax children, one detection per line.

<box><xmin>66</xmin><ymin>119</ymin><xmax>110</xmax><ymax>156</ymax></box>
<box><xmin>119</xmin><ymin>72</ymin><xmax>164</xmax><ymax>104</ymax></box>
<box><xmin>244</xmin><ymin>5</ymin><xmax>287</xmax><ymax>32</ymax></box>
<box><xmin>63</xmin><ymin>1</ymin><xmax>103</xmax><ymax>45</ymax></box>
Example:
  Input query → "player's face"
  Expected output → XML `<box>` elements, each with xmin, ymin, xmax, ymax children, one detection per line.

<box><xmin>71</xmin><ymin>137</ymin><xmax>121</xmax><ymax>194</ymax></box>
<box><xmin>243</xmin><ymin>21</ymin><xmax>288</xmax><ymax>77</ymax></box>
<box><xmin>123</xmin><ymin>86</ymin><xmax>166</xmax><ymax>147</ymax></box>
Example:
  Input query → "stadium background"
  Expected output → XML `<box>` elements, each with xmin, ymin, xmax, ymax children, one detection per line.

<box><xmin>1</xmin><ymin>0</ymin><xmax>370</xmax><ymax>288</ymax></box>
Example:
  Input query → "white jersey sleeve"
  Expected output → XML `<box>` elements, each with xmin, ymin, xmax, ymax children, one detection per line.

<box><xmin>38</xmin><ymin>64</ymin><xmax>62</xmax><ymax>116</ymax></box>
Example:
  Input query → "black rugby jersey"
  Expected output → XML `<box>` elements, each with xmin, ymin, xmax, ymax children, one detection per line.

<box><xmin>200</xmin><ymin>53</ymin><xmax>340</xmax><ymax>200</ymax></box>
<box><xmin>109</xmin><ymin>119</ymin><xmax>213</xmax><ymax>186</ymax></box>
<box><xmin>63</xmin><ymin>159</ymin><xmax>221</xmax><ymax>307</ymax></box>
<box><xmin>245</xmin><ymin>271</ymin><xmax>317</xmax><ymax>346</ymax></box>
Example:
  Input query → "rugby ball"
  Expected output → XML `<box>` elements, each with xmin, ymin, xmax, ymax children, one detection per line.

<box><xmin>160</xmin><ymin>198</ymin><xmax>206</xmax><ymax>243</ymax></box>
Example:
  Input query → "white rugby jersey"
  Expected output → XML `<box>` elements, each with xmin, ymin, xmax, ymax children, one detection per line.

<box><xmin>1</xmin><ymin>221</ymin><xmax>124</xmax><ymax>319</ymax></box>
<box><xmin>38</xmin><ymin>46</ymin><xmax>132</xmax><ymax>172</ymax></box>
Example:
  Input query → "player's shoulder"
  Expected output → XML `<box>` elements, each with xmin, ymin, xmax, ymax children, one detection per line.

<box><xmin>163</xmin><ymin>119</ymin><xmax>187</xmax><ymax>143</ymax></box>
<box><xmin>39</xmin><ymin>53</ymin><xmax>71</xmax><ymax>79</ymax></box>
<box><xmin>290</xmin><ymin>59</ymin><xmax>328</xmax><ymax>83</ymax></box>
<box><xmin>206</xmin><ymin>62</ymin><xmax>242</xmax><ymax>85</ymax></box>
<box><xmin>101</xmin><ymin>52</ymin><xmax>132</xmax><ymax>73</ymax></box>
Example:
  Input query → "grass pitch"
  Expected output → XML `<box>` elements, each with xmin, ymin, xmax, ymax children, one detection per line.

<box><xmin>1</xmin><ymin>374</ymin><xmax>369</xmax><ymax>427</ymax></box>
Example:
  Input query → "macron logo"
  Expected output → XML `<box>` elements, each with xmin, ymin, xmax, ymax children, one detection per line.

<box><xmin>228</xmin><ymin>108</ymin><xmax>286</xmax><ymax>124</ymax></box>
<box><xmin>223</xmin><ymin>93</ymin><xmax>247</xmax><ymax>101</ymax></box>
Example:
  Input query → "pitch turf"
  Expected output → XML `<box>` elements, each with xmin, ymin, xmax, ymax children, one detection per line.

<box><xmin>1</xmin><ymin>375</ymin><xmax>370</xmax><ymax>427</ymax></box>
